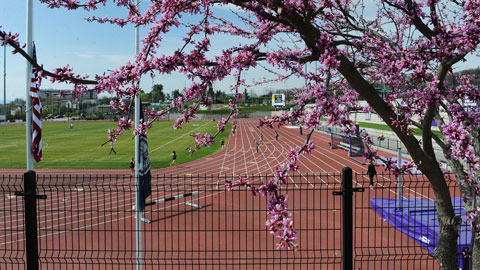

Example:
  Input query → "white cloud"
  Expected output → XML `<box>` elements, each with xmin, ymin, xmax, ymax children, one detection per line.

<box><xmin>71</xmin><ymin>52</ymin><xmax>132</xmax><ymax>64</ymax></box>
<box><xmin>103</xmin><ymin>54</ymin><xmax>133</xmax><ymax>64</ymax></box>
<box><xmin>211</xmin><ymin>3</ymin><xmax>244</xmax><ymax>12</ymax></box>
<box><xmin>76</xmin><ymin>53</ymin><xmax>96</xmax><ymax>59</ymax></box>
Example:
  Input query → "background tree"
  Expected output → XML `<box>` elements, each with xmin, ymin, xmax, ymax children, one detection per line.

<box><xmin>243</xmin><ymin>88</ymin><xmax>249</xmax><ymax>105</ymax></box>
<box><xmin>99</xmin><ymin>96</ymin><xmax>112</xmax><ymax>105</ymax></box>
<box><xmin>214</xmin><ymin>90</ymin><xmax>229</xmax><ymax>104</ymax></box>
<box><xmin>140</xmin><ymin>91</ymin><xmax>150</xmax><ymax>103</ymax></box>
<box><xmin>3</xmin><ymin>1</ymin><xmax>480</xmax><ymax>267</ymax></box>
<box><xmin>12</xmin><ymin>98</ymin><xmax>25</xmax><ymax>106</ymax></box>
<box><xmin>172</xmin><ymin>89</ymin><xmax>181</xmax><ymax>100</ymax></box>
<box><xmin>151</xmin><ymin>84</ymin><xmax>165</xmax><ymax>103</ymax></box>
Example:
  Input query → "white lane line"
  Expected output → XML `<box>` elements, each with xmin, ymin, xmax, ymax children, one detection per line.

<box><xmin>149</xmin><ymin>122</ymin><xmax>210</xmax><ymax>153</ymax></box>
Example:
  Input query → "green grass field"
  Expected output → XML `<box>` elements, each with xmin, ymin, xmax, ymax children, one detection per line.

<box><xmin>355</xmin><ymin>121</ymin><xmax>443</xmax><ymax>138</ymax></box>
<box><xmin>0</xmin><ymin>121</ymin><xmax>231</xmax><ymax>169</ymax></box>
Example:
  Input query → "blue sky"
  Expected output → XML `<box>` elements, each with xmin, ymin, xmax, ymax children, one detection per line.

<box><xmin>0</xmin><ymin>1</ymin><xmax>305</xmax><ymax>103</ymax></box>
<box><xmin>1</xmin><ymin>1</ymin><xmax>138</xmax><ymax>101</ymax></box>
<box><xmin>1</xmin><ymin>1</ymin><xmax>479</xmax><ymax>103</ymax></box>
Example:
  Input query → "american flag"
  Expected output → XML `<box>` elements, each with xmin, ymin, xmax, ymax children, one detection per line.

<box><xmin>31</xmin><ymin>45</ymin><xmax>42</xmax><ymax>162</ymax></box>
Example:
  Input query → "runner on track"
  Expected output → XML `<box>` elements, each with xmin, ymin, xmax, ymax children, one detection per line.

<box><xmin>170</xmin><ymin>151</ymin><xmax>177</xmax><ymax>167</ymax></box>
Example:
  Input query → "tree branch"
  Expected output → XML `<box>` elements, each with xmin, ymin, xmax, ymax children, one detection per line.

<box><xmin>0</xmin><ymin>31</ymin><xmax>97</xmax><ymax>85</ymax></box>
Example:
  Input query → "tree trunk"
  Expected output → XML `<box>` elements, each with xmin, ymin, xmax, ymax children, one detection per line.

<box><xmin>435</xmin><ymin>221</ymin><xmax>460</xmax><ymax>269</ymax></box>
<box><xmin>422</xmin><ymin>165</ymin><xmax>459</xmax><ymax>270</ymax></box>
<box><xmin>443</xmin><ymin>147</ymin><xmax>476</xmax><ymax>269</ymax></box>
<box><xmin>471</xmin><ymin>218</ymin><xmax>480</xmax><ymax>270</ymax></box>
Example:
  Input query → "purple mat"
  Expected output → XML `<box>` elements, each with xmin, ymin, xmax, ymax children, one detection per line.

<box><xmin>371</xmin><ymin>197</ymin><xmax>471</xmax><ymax>269</ymax></box>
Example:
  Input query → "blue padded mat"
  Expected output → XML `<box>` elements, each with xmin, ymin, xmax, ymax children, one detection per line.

<box><xmin>371</xmin><ymin>197</ymin><xmax>471</xmax><ymax>269</ymax></box>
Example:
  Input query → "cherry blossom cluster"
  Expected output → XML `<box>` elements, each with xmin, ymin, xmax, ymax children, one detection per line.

<box><xmin>133</xmin><ymin>119</ymin><xmax>152</xmax><ymax>136</ymax></box>
<box><xmin>225</xmin><ymin>136</ymin><xmax>315</xmax><ymax>250</ymax></box>
<box><xmin>358</xmin><ymin>129</ymin><xmax>380</xmax><ymax>162</ymax></box>
<box><xmin>466</xmin><ymin>207</ymin><xmax>480</xmax><ymax>223</ymax></box>
<box><xmin>381</xmin><ymin>158</ymin><xmax>417</xmax><ymax>178</ymax></box>
<box><xmin>225</xmin><ymin>175</ymin><xmax>298</xmax><ymax>251</ymax></box>
<box><xmin>190</xmin><ymin>132</ymin><xmax>214</xmax><ymax>150</ymax></box>
<box><xmin>266</xmin><ymin>194</ymin><xmax>297</xmax><ymax>250</ymax></box>
<box><xmin>109</xmin><ymin>99</ymin><xmax>129</xmax><ymax>114</ymax></box>
<box><xmin>463</xmin><ymin>248</ymin><xmax>473</xmax><ymax>259</ymax></box>
<box><xmin>107</xmin><ymin>128</ymin><xmax>120</xmax><ymax>142</ymax></box>
<box><xmin>441</xmin><ymin>122</ymin><xmax>480</xmax><ymax>170</ymax></box>
<box><xmin>106</xmin><ymin>116</ymin><xmax>135</xmax><ymax>140</ymax></box>
<box><xmin>0</xmin><ymin>28</ymin><xmax>20</xmax><ymax>48</ymax></box>
<box><xmin>86</xmin><ymin>16</ymin><xmax>128</xmax><ymax>27</ymax></box>
<box><xmin>216</xmin><ymin>118</ymin><xmax>227</xmax><ymax>133</ymax></box>
<box><xmin>117</xmin><ymin>117</ymin><xmax>134</xmax><ymax>133</ymax></box>
<box><xmin>464</xmin><ymin>207</ymin><xmax>480</xmax><ymax>240</ymax></box>
<box><xmin>39</xmin><ymin>0</ymin><xmax>127</xmax><ymax>11</ymax></box>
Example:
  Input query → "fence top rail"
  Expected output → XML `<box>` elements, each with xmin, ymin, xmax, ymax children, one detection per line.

<box><xmin>0</xmin><ymin>171</ymin><xmax>458</xmax><ymax>189</ymax></box>
<box><xmin>0</xmin><ymin>172</ymin><xmax>345</xmax><ymax>178</ymax></box>
<box><xmin>0</xmin><ymin>171</ymin><xmax>457</xmax><ymax>179</ymax></box>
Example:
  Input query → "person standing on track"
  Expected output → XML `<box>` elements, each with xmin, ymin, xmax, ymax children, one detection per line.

<box><xmin>299</xmin><ymin>126</ymin><xmax>303</xmax><ymax>135</ymax></box>
<box><xmin>367</xmin><ymin>161</ymin><xmax>377</xmax><ymax>187</ymax></box>
<box><xmin>254</xmin><ymin>139</ymin><xmax>259</xmax><ymax>153</ymax></box>
<box><xmin>275</xmin><ymin>130</ymin><xmax>279</xmax><ymax>141</ymax></box>
<box><xmin>170</xmin><ymin>151</ymin><xmax>177</xmax><ymax>167</ymax></box>
<box><xmin>130</xmin><ymin>157</ymin><xmax>135</xmax><ymax>176</ymax></box>
<box><xmin>260</xmin><ymin>133</ymin><xmax>263</xmax><ymax>144</ymax></box>
<box><xmin>221</xmin><ymin>138</ymin><xmax>225</xmax><ymax>149</ymax></box>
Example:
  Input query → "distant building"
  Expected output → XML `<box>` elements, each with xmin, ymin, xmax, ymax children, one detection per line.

<box><xmin>40</xmin><ymin>89</ymin><xmax>99</xmax><ymax>114</ymax></box>
<box><xmin>97</xmin><ymin>104</ymin><xmax>114</xmax><ymax>114</ymax></box>
<box><xmin>40</xmin><ymin>89</ymin><xmax>99</xmax><ymax>108</ymax></box>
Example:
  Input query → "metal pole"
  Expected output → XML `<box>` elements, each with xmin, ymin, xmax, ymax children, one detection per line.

<box><xmin>468</xmin><ymin>163</ymin><xmax>475</xmax><ymax>270</ymax></box>
<box><xmin>134</xmin><ymin>1</ymin><xmax>142</xmax><ymax>268</ymax></box>
<box><xmin>25</xmin><ymin>0</ymin><xmax>33</xmax><ymax>171</ymax></box>
<box><xmin>3</xmin><ymin>45</ymin><xmax>6</xmax><ymax>121</ymax></box>
<box><xmin>342</xmin><ymin>167</ymin><xmax>353</xmax><ymax>270</ymax></box>
<box><xmin>304</xmin><ymin>62</ymin><xmax>307</xmax><ymax>87</ymax></box>
<box><xmin>396</xmin><ymin>147</ymin><xmax>403</xmax><ymax>210</ymax></box>
<box><xmin>23</xmin><ymin>170</ymin><xmax>39</xmax><ymax>270</ymax></box>
<box><xmin>134</xmin><ymin>89</ymin><xmax>142</xmax><ymax>270</ymax></box>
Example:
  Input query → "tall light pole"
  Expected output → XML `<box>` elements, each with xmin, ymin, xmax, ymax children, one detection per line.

<box><xmin>134</xmin><ymin>1</ymin><xmax>143</xmax><ymax>270</ymax></box>
<box><xmin>25</xmin><ymin>0</ymin><xmax>34</xmax><ymax>171</ymax></box>
<box><xmin>3</xmin><ymin>45</ymin><xmax>6</xmax><ymax>122</ymax></box>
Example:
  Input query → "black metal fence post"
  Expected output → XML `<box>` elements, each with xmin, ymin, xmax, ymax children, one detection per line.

<box><xmin>333</xmin><ymin>167</ymin><xmax>364</xmax><ymax>270</ymax></box>
<box><xmin>17</xmin><ymin>171</ymin><xmax>42</xmax><ymax>270</ymax></box>
<box><xmin>24</xmin><ymin>171</ymin><xmax>39</xmax><ymax>270</ymax></box>
<box><xmin>342</xmin><ymin>167</ymin><xmax>353</xmax><ymax>270</ymax></box>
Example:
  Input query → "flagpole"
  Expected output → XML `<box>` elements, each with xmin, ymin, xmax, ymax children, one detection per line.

<box><xmin>25</xmin><ymin>0</ymin><xmax>33</xmax><ymax>171</ymax></box>
<box><xmin>134</xmin><ymin>0</ymin><xmax>142</xmax><ymax>269</ymax></box>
